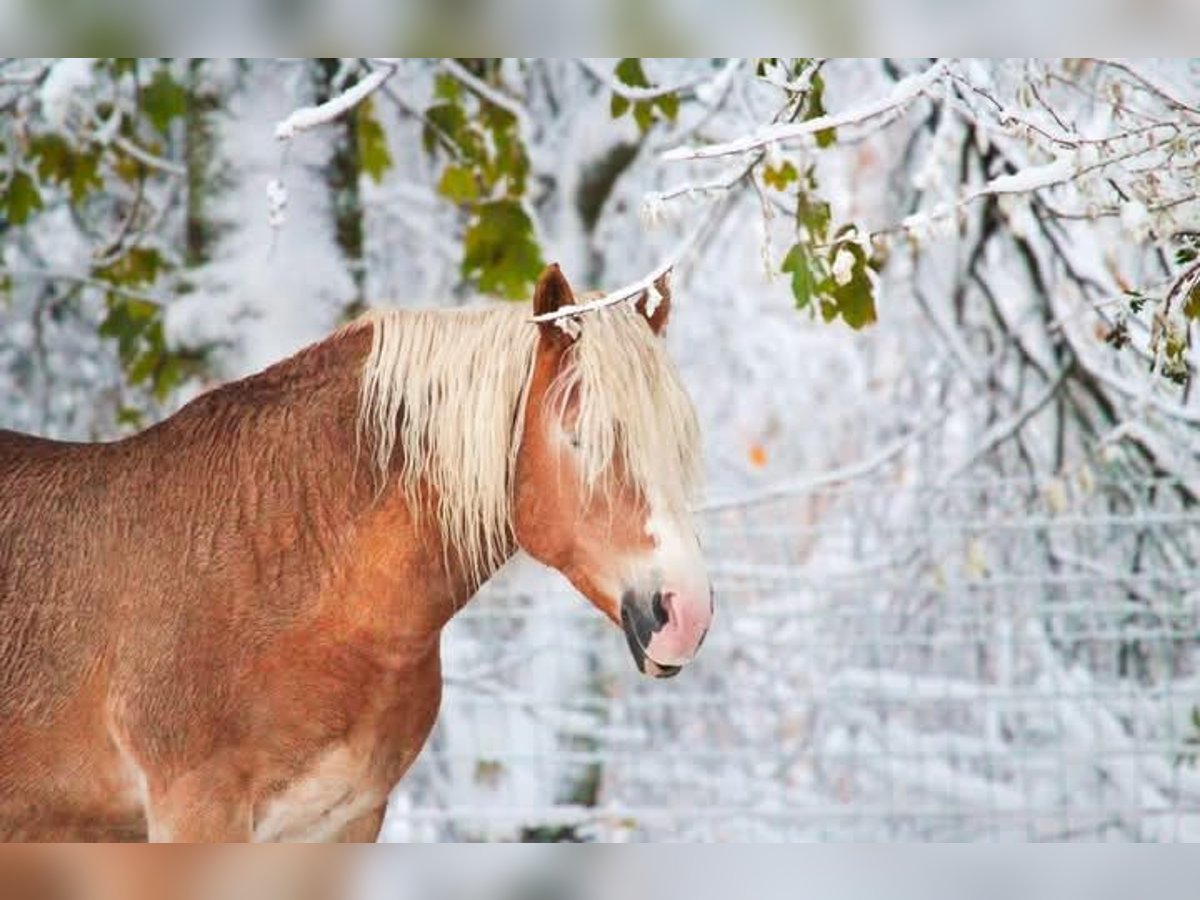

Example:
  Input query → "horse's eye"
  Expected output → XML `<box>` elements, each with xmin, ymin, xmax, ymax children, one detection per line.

<box><xmin>567</xmin><ymin>432</ymin><xmax>582</xmax><ymax>449</ymax></box>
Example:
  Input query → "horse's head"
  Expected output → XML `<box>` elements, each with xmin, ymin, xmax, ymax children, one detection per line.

<box><xmin>513</xmin><ymin>264</ymin><xmax>712</xmax><ymax>678</ymax></box>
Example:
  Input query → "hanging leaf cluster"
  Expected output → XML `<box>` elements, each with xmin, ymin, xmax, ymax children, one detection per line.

<box><xmin>422</xmin><ymin>64</ymin><xmax>543</xmax><ymax>299</ymax></box>
<box><xmin>777</xmin><ymin>167</ymin><xmax>879</xmax><ymax>330</ymax></box>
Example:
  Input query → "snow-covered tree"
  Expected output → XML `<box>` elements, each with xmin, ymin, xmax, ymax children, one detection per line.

<box><xmin>3</xmin><ymin>58</ymin><xmax>1198</xmax><ymax>840</ymax></box>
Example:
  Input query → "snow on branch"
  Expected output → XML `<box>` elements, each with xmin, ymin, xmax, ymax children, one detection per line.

<box><xmin>529</xmin><ymin>208</ymin><xmax>720</xmax><ymax>326</ymax></box>
<box><xmin>529</xmin><ymin>256</ymin><xmax>674</xmax><ymax>326</ymax></box>
<box><xmin>439</xmin><ymin>59</ymin><xmax>533</xmax><ymax>137</ymax></box>
<box><xmin>662</xmin><ymin>60</ymin><xmax>949</xmax><ymax>162</ymax></box>
<box><xmin>578</xmin><ymin>58</ymin><xmax>742</xmax><ymax>102</ymax></box>
<box><xmin>1089</xmin><ymin>58</ymin><xmax>1200</xmax><ymax>115</ymax></box>
<box><xmin>274</xmin><ymin>62</ymin><xmax>396</xmax><ymax>141</ymax></box>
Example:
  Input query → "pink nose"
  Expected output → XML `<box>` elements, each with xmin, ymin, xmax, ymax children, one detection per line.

<box><xmin>643</xmin><ymin>589</ymin><xmax>713</xmax><ymax>666</ymax></box>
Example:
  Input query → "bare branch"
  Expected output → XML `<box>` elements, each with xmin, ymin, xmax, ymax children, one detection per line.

<box><xmin>700</xmin><ymin>410</ymin><xmax>952</xmax><ymax>512</ymax></box>
<box><xmin>1089</xmin><ymin>58</ymin><xmax>1200</xmax><ymax>115</ymax></box>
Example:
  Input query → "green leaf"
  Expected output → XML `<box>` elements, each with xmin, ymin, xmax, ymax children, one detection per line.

<box><xmin>828</xmin><ymin>242</ymin><xmax>877</xmax><ymax>329</ymax></box>
<box><xmin>806</xmin><ymin>73</ymin><xmax>836</xmax><ymax>148</ymax></box>
<box><xmin>96</xmin><ymin>247</ymin><xmax>167</xmax><ymax>288</ymax></box>
<box><xmin>479</xmin><ymin>102</ymin><xmax>528</xmax><ymax>196</ymax></box>
<box><xmin>656</xmin><ymin>92</ymin><xmax>680</xmax><ymax>122</ymax></box>
<box><xmin>781</xmin><ymin>243</ymin><xmax>815</xmax><ymax>311</ymax></box>
<box><xmin>30</xmin><ymin>134</ymin><xmax>103</xmax><ymax>204</ymax></box>
<box><xmin>461</xmin><ymin>199</ymin><xmax>544</xmax><ymax>299</ymax></box>
<box><xmin>434</xmin><ymin>71</ymin><xmax>462</xmax><ymax>102</ymax></box>
<box><xmin>614</xmin><ymin>58</ymin><xmax>649</xmax><ymax>88</ymax></box>
<box><xmin>356</xmin><ymin>97</ymin><xmax>393</xmax><ymax>184</ymax></box>
<box><xmin>1184</xmin><ymin>284</ymin><xmax>1200</xmax><ymax>321</ymax></box>
<box><xmin>68</xmin><ymin>148</ymin><xmax>102</xmax><ymax>203</ymax></box>
<box><xmin>437</xmin><ymin>164</ymin><xmax>479</xmax><ymax>204</ymax></box>
<box><xmin>797</xmin><ymin>191</ymin><xmax>831</xmax><ymax>242</ymax></box>
<box><xmin>632</xmin><ymin>100</ymin><xmax>655</xmax><ymax>133</ymax></box>
<box><xmin>142</xmin><ymin>67</ymin><xmax>187</xmax><ymax>134</ymax></box>
<box><xmin>611</xmin><ymin>59</ymin><xmax>672</xmax><ymax>133</ymax></box>
<box><xmin>128</xmin><ymin>348</ymin><xmax>159</xmax><ymax>385</ymax></box>
<box><xmin>153</xmin><ymin>351</ymin><xmax>184</xmax><ymax>400</ymax></box>
<box><xmin>763</xmin><ymin>160</ymin><xmax>798</xmax><ymax>191</ymax></box>
<box><xmin>116</xmin><ymin>405</ymin><xmax>144</xmax><ymax>428</ymax></box>
<box><xmin>31</xmin><ymin>134</ymin><xmax>70</xmax><ymax>182</ymax></box>
<box><xmin>99</xmin><ymin>295</ymin><xmax>160</xmax><ymax>364</ymax></box>
<box><xmin>423</xmin><ymin>101</ymin><xmax>466</xmax><ymax>156</ymax></box>
<box><xmin>3</xmin><ymin>170</ymin><xmax>43</xmax><ymax>225</ymax></box>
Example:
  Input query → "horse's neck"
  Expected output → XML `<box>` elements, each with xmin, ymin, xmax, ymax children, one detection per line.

<box><xmin>165</xmin><ymin>326</ymin><xmax>509</xmax><ymax>636</ymax></box>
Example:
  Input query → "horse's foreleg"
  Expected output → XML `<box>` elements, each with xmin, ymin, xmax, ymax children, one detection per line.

<box><xmin>332</xmin><ymin>805</ymin><xmax>386</xmax><ymax>843</ymax></box>
<box><xmin>145</xmin><ymin>768</ymin><xmax>253</xmax><ymax>843</ymax></box>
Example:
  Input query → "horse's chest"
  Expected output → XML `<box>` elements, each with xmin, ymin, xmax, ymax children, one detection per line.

<box><xmin>252</xmin><ymin>665</ymin><xmax>441</xmax><ymax>842</ymax></box>
<box><xmin>253</xmin><ymin>742</ymin><xmax>384</xmax><ymax>842</ymax></box>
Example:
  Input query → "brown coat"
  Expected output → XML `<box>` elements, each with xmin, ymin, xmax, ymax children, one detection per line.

<box><xmin>0</xmin><ymin>328</ymin><xmax>460</xmax><ymax>841</ymax></box>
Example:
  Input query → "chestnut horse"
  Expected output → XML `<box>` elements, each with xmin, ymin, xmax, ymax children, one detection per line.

<box><xmin>0</xmin><ymin>265</ymin><xmax>711</xmax><ymax>842</ymax></box>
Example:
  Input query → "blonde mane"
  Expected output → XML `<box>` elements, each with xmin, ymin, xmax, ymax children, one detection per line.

<box><xmin>354</xmin><ymin>303</ymin><xmax>702</xmax><ymax>585</ymax></box>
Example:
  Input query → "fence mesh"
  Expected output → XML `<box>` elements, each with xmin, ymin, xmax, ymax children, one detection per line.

<box><xmin>384</xmin><ymin>472</ymin><xmax>1200</xmax><ymax>842</ymax></box>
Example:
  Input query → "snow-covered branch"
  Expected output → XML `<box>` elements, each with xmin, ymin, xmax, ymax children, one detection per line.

<box><xmin>274</xmin><ymin>61</ymin><xmax>396</xmax><ymax>141</ymax></box>
<box><xmin>577</xmin><ymin>58</ymin><xmax>742</xmax><ymax>103</ymax></box>
<box><xmin>1089</xmin><ymin>58</ymin><xmax>1200</xmax><ymax>115</ymax></box>
<box><xmin>529</xmin><ymin>256</ymin><xmax>675</xmax><ymax>326</ymax></box>
<box><xmin>661</xmin><ymin>60</ymin><xmax>949</xmax><ymax>162</ymax></box>
<box><xmin>439</xmin><ymin>59</ymin><xmax>533</xmax><ymax>138</ymax></box>
<box><xmin>529</xmin><ymin>203</ymin><xmax>724</xmax><ymax>325</ymax></box>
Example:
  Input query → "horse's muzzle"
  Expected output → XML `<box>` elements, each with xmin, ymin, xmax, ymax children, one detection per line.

<box><xmin>620</xmin><ymin>589</ymin><xmax>711</xmax><ymax>678</ymax></box>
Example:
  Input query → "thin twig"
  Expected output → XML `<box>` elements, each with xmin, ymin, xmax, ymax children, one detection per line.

<box><xmin>577</xmin><ymin>58</ymin><xmax>737</xmax><ymax>103</ymax></box>
<box><xmin>1</xmin><ymin>267</ymin><xmax>171</xmax><ymax>305</ymax></box>
<box><xmin>700</xmin><ymin>410</ymin><xmax>952</xmax><ymax>512</ymax></box>
<box><xmin>530</xmin><ymin>198</ymin><xmax>729</xmax><ymax>325</ymax></box>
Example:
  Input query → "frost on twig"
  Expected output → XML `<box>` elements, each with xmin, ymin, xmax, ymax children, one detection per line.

<box><xmin>662</xmin><ymin>60</ymin><xmax>949</xmax><ymax>162</ymax></box>
<box><xmin>530</xmin><ymin>263</ymin><xmax>675</xmax><ymax>325</ymax></box>
<box><xmin>273</xmin><ymin>64</ymin><xmax>396</xmax><ymax>141</ymax></box>
<box><xmin>265</xmin><ymin>178</ymin><xmax>288</xmax><ymax>228</ymax></box>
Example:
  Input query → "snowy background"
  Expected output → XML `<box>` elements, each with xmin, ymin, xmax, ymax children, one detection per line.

<box><xmin>3</xmin><ymin>58</ymin><xmax>1200</xmax><ymax>841</ymax></box>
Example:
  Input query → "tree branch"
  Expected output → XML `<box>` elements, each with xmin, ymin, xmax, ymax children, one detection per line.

<box><xmin>274</xmin><ymin>61</ymin><xmax>396</xmax><ymax>141</ymax></box>
<box><xmin>577</xmin><ymin>58</ymin><xmax>741</xmax><ymax>103</ymax></box>
<box><xmin>662</xmin><ymin>60</ymin><xmax>949</xmax><ymax>162</ymax></box>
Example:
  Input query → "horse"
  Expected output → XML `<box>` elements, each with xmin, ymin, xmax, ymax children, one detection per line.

<box><xmin>0</xmin><ymin>264</ymin><xmax>712</xmax><ymax>842</ymax></box>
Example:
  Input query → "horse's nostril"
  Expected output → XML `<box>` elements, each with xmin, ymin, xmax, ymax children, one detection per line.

<box><xmin>651</xmin><ymin>591</ymin><xmax>670</xmax><ymax>629</ymax></box>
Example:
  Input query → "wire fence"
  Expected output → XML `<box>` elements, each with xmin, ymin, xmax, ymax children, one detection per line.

<box><xmin>383</xmin><ymin>472</ymin><xmax>1200</xmax><ymax>842</ymax></box>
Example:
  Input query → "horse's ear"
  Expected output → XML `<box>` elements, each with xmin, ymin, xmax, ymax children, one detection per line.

<box><xmin>635</xmin><ymin>272</ymin><xmax>671</xmax><ymax>336</ymax></box>
<box><xmin>533</xmin><ymin>263</ymin><xmax>578</xmax><ymax>346</ymax></box>
<box><xmin>533</xmin><ymin>263</ymin><xmax>574</xmax><ymax>318</ymax></box>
